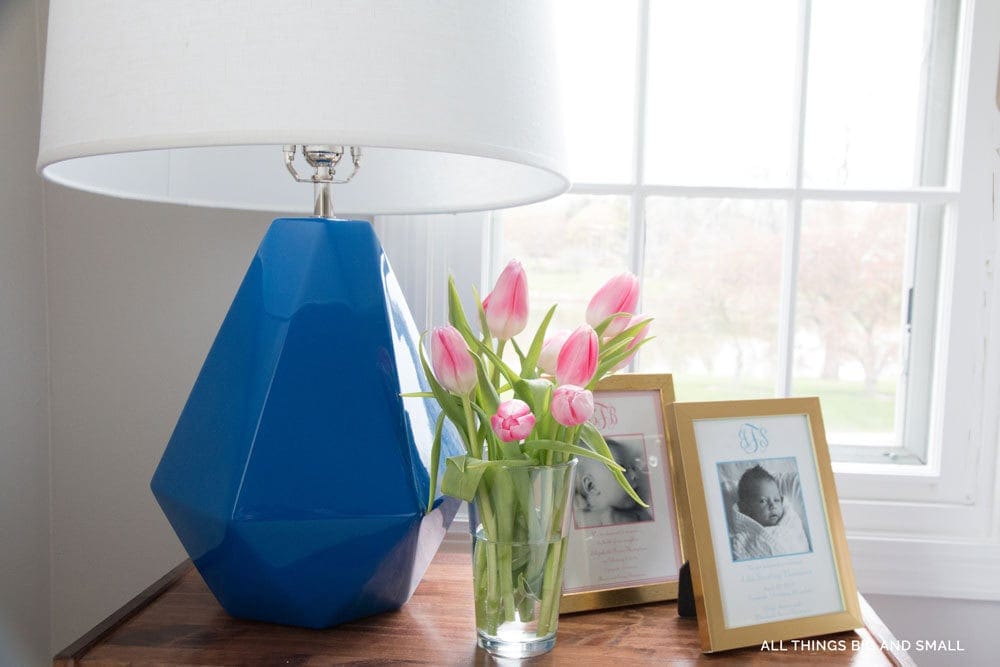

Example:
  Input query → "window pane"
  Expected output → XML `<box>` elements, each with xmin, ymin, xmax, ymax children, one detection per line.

<box><xmin>496</xmin><ymin>195</ymin><xmax>630</xmax><ymax>335</ymax></box>
<box><xmin>554</xmin><ymin>0</ymin><xmax>638</xmax><ymax>184</ymax></box>
<box><xmin>645</xmin><ymin>0</ymin><xmax>799</xmax><ymax>187</ymax></box>
<box><xmin>794</xmin><ymin>202</ymin><xmax>909</xmax><ymax>448</ymax></box>
<box><xmin>640</xmin><ymin>198</ymin><xmax>786</xmax><ymax>400</ymax></box>
<box><xmin>803</xmin><ymin>0</ymin><xmax>958</xmax><ymax>188</ymax></box>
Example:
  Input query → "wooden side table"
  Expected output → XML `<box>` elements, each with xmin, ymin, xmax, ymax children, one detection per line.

<box><xmin>55</xmin><ymin>534</ymin><xmax>913</xmax><ymax>665</ymax></box>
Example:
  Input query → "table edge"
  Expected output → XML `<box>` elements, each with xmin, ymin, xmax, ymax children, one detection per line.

<box><xmin>53</xmin><ymin>559</ymin><xmax>193</xmax><ymax>666</ymax></box>
<box><xmin>859</xmin><ymin>593</ymin><xmax>917</xmax><ymax>667</ymax></box>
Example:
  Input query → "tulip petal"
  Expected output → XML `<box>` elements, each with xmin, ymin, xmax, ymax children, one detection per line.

<box><xmin>430</xmin><ymin>326</ymin><xmax>478</xmax><ymax>395</ymax></box>
<box><xmin>586</xmin><ymin>273</ymin><xmax>640</xmax><ymax>337</ymax></box>
<box><xmin>490</xmin><ymin>399</ymin><xmax>536</xmax><ymax>442</ymax></box>
<box><xmin>550</xmin><ymin>384</ymin><xmax>594</xmax><ymax>426</ymax></box>
<box><xmin>483</xmin><ymin>259</ymin><xmax>529</xmax><ymax>340</ymax></box>
<box><xmin>556</xmin><ymin>325</ymin><xmax>598</xmax><ymax>387</ymax></box>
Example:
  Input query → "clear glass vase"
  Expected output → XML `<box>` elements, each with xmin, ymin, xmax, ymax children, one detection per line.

<box><xmin>468</xmin><ymin>458</ymin><xmax>578</xmax><ymax>659</ymax></box>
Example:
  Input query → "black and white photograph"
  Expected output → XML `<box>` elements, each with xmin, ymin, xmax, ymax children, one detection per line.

<box><xmin>668</xmin><ymin>399</ymin><xmax>862</xmax><ymax>651</ymax></box>
<box><xmin>716</xmin><ymin>457</ymin><xmax>812</xmax><ymax>562</ymax></box>
<box><xmin>573</xmin><ymin>436</ymin><xmax>654</xmax><ymax>529</ymax></box>
<box><xmin>561</xmin><ymin>375</ymin><xmax>682</xmax><ymax>613</ymax></box>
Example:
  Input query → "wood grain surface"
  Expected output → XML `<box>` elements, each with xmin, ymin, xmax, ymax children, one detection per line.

<box><xmin>55</xmin><ymin>534</ymin><xmax>911</xmax><ymax>666</ymax></box>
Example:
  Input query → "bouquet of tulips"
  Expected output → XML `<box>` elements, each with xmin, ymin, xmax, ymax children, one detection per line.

<box><xmin>411</xmin><ymin>260</ymin><xmax>652</xmax><ymax>646</ymax></box>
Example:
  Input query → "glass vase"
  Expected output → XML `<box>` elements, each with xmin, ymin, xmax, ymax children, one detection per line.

<box><xmin>468</xmin><ymin>458</ymin><xmax>578</xmax><ymax>659</ymax></box>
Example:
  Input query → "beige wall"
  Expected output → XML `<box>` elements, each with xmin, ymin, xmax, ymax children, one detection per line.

<box><xmin>0</xmin><ymin>0</ymin><xmax>50</xmax><ymax>664</ymax></box>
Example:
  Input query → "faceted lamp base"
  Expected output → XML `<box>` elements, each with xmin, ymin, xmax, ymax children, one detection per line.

<box><xmin>151</xmin><ymin>217</ymin><xmax>463</xmax><ymax>628</ymax></box>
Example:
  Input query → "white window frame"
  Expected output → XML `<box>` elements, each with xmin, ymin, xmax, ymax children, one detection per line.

<box><xmin>556</xmin><ymin>0</ymin><xmax>958</xmax><ymax>472</ymax></box>
<box><xmin>381</xmin><ymin>0</ymin><xmax>1000</xmax><ymax>599</ymax></box>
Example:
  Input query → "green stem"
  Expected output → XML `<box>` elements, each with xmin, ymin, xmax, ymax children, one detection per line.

<box><xmin>495</xmin><ymin>470</ymin><xmax>516</xmax><ymax>623</ymax></box>
<box><xmin>536</xmin><ymin>537</ymin><xmax>568</xmax><ymax>637</ymax></box>
<box><xmin>564</xmin><ymin>425</ymin><xmax>581</xmax><ymax>464</ymax></box>
<box><xmin>462</xmin><ymin>396</ymin><xmax>479</xmax><ymax>458</ymax></box>
<box><xmin>547</xmin><ymin>426</ymin><xmax>566</xmax><ymax>466</ymax></box>
<box><xmin>473</xmin><ymin>462</ymin><xmax>574</xmax><ymax>642</ymax></box>
<box><xmin>492</xmin><ymin>339</ymin><xmax>507</xmax><ymax>387</ymax></box>
<box><xmin>474</xmin><ymin>486</ymin><xmax>501</xmax><ymax>635</ymax></box>
<box><xmin>536</xmin><ymin>460</ymin><xmax>574</xmax><ymax>636</ymax></box>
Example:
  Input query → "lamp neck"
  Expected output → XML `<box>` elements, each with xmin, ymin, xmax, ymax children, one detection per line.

<box><xmin>314</xmin><ymin>181</ymin><xmax>334</xmax><ymax>218</ymax></box>
<box><xmin>283</xmin><ymin>145</ymin><xmax>363</xmax><ymax>219</ymax></box>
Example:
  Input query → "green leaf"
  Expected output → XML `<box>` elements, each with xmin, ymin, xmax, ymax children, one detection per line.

<box><xmin>469</xmin><ymin>401</ymin><xmax>505</xmax><ymax>458</ymax></box>
<box><xmin>521</xmin><ymin>304</ymin><xmax>557</xmax><ymax>378</ymax></box>
<box><xmin>471</xmin><ymin>337</ymin><xmax>522</xmax><ymax>389</ymax></box>
<box><xmin>512</xmin><ymin>378</ymin><xmax>553</xmax><ymax>414</ymax></box>
<box><xmin>592</xmin><ymin>337</ymin><xmax>657</xmax><ymax>386</ymax></box>
<box><xmin>593</xmin><ymin>312</ymin><xmax>632</xmax><ymax>338</ymax></box>
<box><xmin>597</xmin><ymin>317</ymin><xmax>653</xmax><ymax>358</ymax></box>
<box><xmin>418</xmin><ymin>333</ymin><xmax>470</xmax><ymax>450</ymax></box>
<box><xmin>472</xmin><ymin>285</ymin><xmax>493</xmax><ymax>348</ymax></box>
<box><xmin>400</xmin><ymin>391</ymin><xmax>435</xmax><ymax>398</ymax></box>
<box><xmin>441</xmin><ymin>455</ymin><xmax>489</xmax><ymax>502</ymax></box>
<box><xmin>511</xmin><ymin>338</ymin><xmax>527</xmax><ymax>367</ymax></box>
<box><xmin>426</xmin><ymin>411</ymin><xmax>447</xmax><ymax>513</ymax></box>
<box><xmin>471</xmin><ymin>355</ymin><xmax>500</xmax><ymax>414</ymax></box>
<box><xmin>522</xmin><ymin>439</ymin><xmax>624</xmax><ymax>469</ymax></box>
<box><xmin>579</xmin><ymin>422</ymin><xmax>649</xmax><ymax>508</ymax></box>
<box><xmin>499</xmin><ymin>440</ymin><xmax>528</xmax><ymax>460</ymax></box>
<box><xmin>440</xmin><ymin>456</ymin><xmax>537</xmax><ymax>501</ymax></box>
<box><xmin>447</xmin><ymin>275</ymin><xmax>478</xmax><ymax>347</ymax></box>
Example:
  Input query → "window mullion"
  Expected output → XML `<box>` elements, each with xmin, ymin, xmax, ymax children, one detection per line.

<box><xmin>627</xmin><ymin>0</ymin><xmax>651</xmax><ymax>372</ymax></box>
<box><xmin>629</xmin><ymin>0</ymin><xmax>652</xmax><ymax>279</ymax></box>
<box><xmin>777</xmin><ymin>0</ymin><xmax>812</xmax><ymax>397</ymax></box>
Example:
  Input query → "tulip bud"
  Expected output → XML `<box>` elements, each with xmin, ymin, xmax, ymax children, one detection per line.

<box><xmin>429</xmin><ymin>326</ymin><xmax>478</xmax><ymax>395</ymax></box>
<box><xmin>482</xmin><ymin>260</ymin><xmax>529</xmax><ymax>340</ymax></box>
<box><xmin>611</xmin><ymin>315</ymin><xmax>652</xmax><ymax>371</ymax></box>
<box><xmin>537</xmin><ymin>329</ymin><xmax>570</xmax><ymax>375</ymax></box>
<box><xmin>556</xmin><ymin>325</ymin><xmax>599</xmax><ymax>387</ymax></box>
<box><xmin>586</xmin><ymin>273</ymin><xmax>640</xmax><ymax>337</ymax></box>
<box><xmin>490</xmin><ymin>399</ymin><xmax>536</xmax><ymax>442</ymax></box>
<box><xmin>550</xmin><ymin>385</ymin><xmax>594</xmax><ymax>426</ymax></box>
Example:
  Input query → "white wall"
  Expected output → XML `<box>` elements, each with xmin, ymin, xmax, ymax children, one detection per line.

<box><xmin>0</xmin><ymin>0</ymin><xmax>50</xmax><ymax>664</ymax></box>
<box><xmin>44</xmin><ymin>187</ymin><xmax>272</xmax><ymax>649</ymax></box>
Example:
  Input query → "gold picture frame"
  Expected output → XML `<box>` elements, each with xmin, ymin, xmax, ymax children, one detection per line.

<box><xmin>560</xmin><ymin>374</ymin><xmax>684</xmax><ymax>614</ymax></box>
<box><xmin>667</xmin><ymin>397</ymin><xmax>862</xmax><ymax>652</ymax></box>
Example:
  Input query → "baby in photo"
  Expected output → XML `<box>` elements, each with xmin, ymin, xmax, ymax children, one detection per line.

<box><xmin>573</xmin><ymin>438</ymin><xmax>653</xmax><ymax>528</ymax></box>
<box><xmin>730</xmin><ymin>464</ymin><xmax>810</xmax><ymax>560</ymax></box>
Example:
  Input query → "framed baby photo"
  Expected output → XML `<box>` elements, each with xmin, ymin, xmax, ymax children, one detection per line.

<box><xmin>560</xmin><ymin>374</ymin><xmax>684</xmax><ymax>614</ymax></box>
<box><xmin>667</xmin><ymin>397</ymin><xmax>862</xmax><ymax>652</ymax></box>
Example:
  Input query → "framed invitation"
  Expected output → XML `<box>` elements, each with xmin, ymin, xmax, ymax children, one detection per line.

<box><xmin>667</xmin><ymin>397</ymin><xmax>862</xmax><ymax>652</ymax></box>
<box><xmin>561</xmin><ymin>374</ymin><xmax>683</xmax><ymax>613</ymax></box>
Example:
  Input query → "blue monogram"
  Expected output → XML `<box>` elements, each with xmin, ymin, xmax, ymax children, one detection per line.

<box><xmin>738</xmin><ymin>423</ymin><xmax>768</xmax><ymax>454</ymax></box>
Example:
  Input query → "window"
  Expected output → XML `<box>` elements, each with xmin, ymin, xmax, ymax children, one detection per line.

<box><xmin>493</xmin><ymin>0</ymin><xmax>964</xmax><ymax>468</ymax></box>
<box><xmin>378</xmin><ymin>0</ymin><xmax>998</xmax><ymax>597</ymax></box>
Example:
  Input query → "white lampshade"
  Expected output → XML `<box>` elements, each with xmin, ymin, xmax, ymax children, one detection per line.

<box><xmin>37</xmin><ymin>1</ymin><xmax>569</xmax><ymax>216</ymax></box>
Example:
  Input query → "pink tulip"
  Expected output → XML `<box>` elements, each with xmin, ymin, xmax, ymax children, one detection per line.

<box><xmin>490</xmin><ymin>399</ymin><xmax>536</xmax><ymax>442</ymax></box>
<box><xmin>612</xmin><ymin>315</ymin><xmax>652</xmax><ymax>371</ymax></box>
<box><xmin>550</xmin><ymin>385</ymin><xmax>594</xmax><ymax>426</ymax></box>
<box><xmin>537</xmin><ymin>329</ymin><xmax>570</xmax><ymax>375</ymax></box>
<box><xmin>429</xmin><ymin>326</ymin><xmax>478</xmax><ymax>395</ymax></box>
<box><xmin>586</xmin><ymin>273</ymin><xmax>640</xmax><ymax>337</ymax></box>
<box><xmin>482</xmin><ymin>260</ymin><xmax>529</xmax><ymax>340</ymax></box>
<box><xmin>556</xmin><ymin>325</ymin><xmax>599</xmax><ymax>387</ymax></box>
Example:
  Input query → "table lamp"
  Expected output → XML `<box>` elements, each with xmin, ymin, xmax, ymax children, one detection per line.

<box><xmin>37</xmin><ymin>1</ymin><xmax>568</xmax><ymax>629</ymax></box>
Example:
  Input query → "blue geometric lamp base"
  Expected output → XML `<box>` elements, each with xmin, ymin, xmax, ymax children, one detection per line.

<box><xmin>151</xmin><ymin>217</ymin><xmax>463</xmax><ymax>628</ymax></box>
